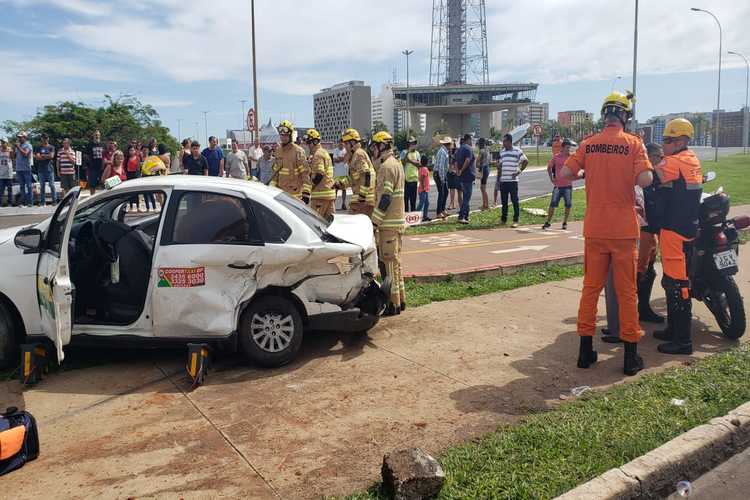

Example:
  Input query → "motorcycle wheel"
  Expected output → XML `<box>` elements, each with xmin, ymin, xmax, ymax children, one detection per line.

<box><xmin>705</xmin><ymin>275</ymin><xmax>746</xmax><ymax>340</ymax></box>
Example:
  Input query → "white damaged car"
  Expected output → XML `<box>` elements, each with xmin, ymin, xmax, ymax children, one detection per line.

<box><xmin>0</xmin><ymin>177</ymin><xmax>386</xmax><ymax>368</ymax></box>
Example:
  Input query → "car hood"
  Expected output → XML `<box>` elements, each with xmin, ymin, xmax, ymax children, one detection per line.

<box><xmin>325</xmin><ymin>214</ymin><xmax>375</xmax><ymax>250</ymax></box>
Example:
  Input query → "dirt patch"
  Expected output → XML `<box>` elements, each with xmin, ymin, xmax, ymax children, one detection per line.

<box><xmin>2</xmin><ymin>258</ymin><xmax>747</xmax><ymax>499</ymax></box>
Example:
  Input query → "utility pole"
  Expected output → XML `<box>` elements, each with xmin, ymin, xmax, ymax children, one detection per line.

<box><xmin>202</xmin><ymin>110</ymin><xmax>210</xmax><ymax>144</ymax></box>
<box><xmin>177</xmin><ymin>118</ymin><xmax>183</xmax><ymax>141</ymax></box>
<box><xmin>402</xmin><ymin>49</ymin><xmax>413</xmax><ymax>133</ymax></box>
<box><xmin>251</xmin><ymin>0</ymin><xmax>260</xmax><ymax>145</ymax></box>
<box><xmin>631</xmin><ymin>0</ymin><xmax>639</xmax><ymax>132</ymax></box>
<box><xmin>692</xmin><ymin>7</ymin><xmax>723</xmax><ymax>161</ymax></box>
<box><xmin>728</xmin><ymin>50</ymin><xmax>749</xmax><ymax>154</ymax></box>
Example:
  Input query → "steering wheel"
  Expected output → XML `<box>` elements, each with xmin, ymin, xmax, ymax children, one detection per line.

<box><xmin>93</xmin><ymin>220</ymin><xmax>118</xmax><ymax>262</ymax></box>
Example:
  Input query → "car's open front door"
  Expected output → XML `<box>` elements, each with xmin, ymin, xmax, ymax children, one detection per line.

<box><xmin>37</xmin><ymin>187</ymin><xmax>80</xmax><ymax>362</ymax></box>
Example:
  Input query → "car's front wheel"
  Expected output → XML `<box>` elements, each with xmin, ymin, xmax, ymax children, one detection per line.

<box><xmin>0</xmin><ymin>301</ymin><xmax>19</xmax><ymax>369</ymax></box>
<box><xmin>239</xmin><ymin>295</ymin><xmax>303</xmax><ymax>368</ymax></box>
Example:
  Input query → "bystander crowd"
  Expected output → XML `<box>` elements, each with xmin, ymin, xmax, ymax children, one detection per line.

<box><xmin>14</xmin><ymin>132</ymin><xmax>33</xmax><ymax>207</ymax></box>
<box><xmin>202</xmin><ymin>136</ymin><xmax>224</xmax><ymax>177</ymax></box>
<box><xmin>0</xmin><ymin>139</ymin><xmax>13</xmax><ymax>206</ymax></box>
<box><xmin>495</xmin><ymin>133</ymin><xmax>528</xmax><ymax>228</ymax></box>
<box><xmin>56</xmin><ymin>138</ymin><xmax>77</xmax><ymax>197</ymax></box>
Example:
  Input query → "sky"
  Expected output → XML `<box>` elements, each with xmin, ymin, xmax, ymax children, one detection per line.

<box><xmin>1</xmin><ymin>0</ymin><xmax>749</xmax><ymax>142</ymax></box>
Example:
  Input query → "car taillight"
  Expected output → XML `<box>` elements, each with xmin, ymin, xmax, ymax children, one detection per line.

<box><xmin>734</xmin><ymin>215</ymin><xmax>750</xmax><ymax>230</ymax></box>
<box><xmin>715</xmin><ymin>231</ymin><xmax>728</xmax><ymax>246</ymax></box>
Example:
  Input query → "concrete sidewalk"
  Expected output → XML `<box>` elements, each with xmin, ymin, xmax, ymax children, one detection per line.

<box><xmin>3</xmin><ymin>251</ymin><xmax>748</xmax><ymax>499</ymax></box>
<box><xmin>402</xmin><ymin>204</ymin><xmax>750</xmax><ymax>281</ymax></box>
<box><xmin>403</xmin><ymin>220</ymin><xmax>584</xmax><ymax>280</ymax></box>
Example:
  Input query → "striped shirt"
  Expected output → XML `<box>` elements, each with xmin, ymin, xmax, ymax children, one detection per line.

<box><xmin>498</xmin><ymin>147</ymin><xmax>528</xmax><ymax>183</ymax></box>
<box><xmin>57</xmin><ymin>148</ymin><xmax>76</xmax><ymax>175</ymax></box>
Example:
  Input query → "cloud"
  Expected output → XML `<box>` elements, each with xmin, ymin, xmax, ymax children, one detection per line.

<box><xmin>0</xmin><ymin>0</ymin><xmax>112</xmax><ymax>16</ymax></box>
<box><xmin>0</xmin><ymin>50</ymin><xmax>128</xmax><ymax>105</ymax></box>
<box><xmin>485</xmin><ymin>0</ymin><xmax>750</xmax><ymax>84</ymax></box>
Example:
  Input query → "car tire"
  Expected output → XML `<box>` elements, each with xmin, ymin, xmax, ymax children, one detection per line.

<box><xmin>239</xmin><ymin>295</ymin><xmax>303</xmax><ymax>368</ymax></box>
<box><xmin>0</xmin><ymin>301</ymin><xmax>19</xmax><ymax>370</ymax></box>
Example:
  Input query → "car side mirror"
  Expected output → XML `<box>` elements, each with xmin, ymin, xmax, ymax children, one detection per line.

<box><xmin>14</xmin><ymin>228</ymin><xmax>44</xmax><ymax>253</ymax></box>
<box><xmin>703</xmin><ymin>171</ymin><xmax>716</xmax><ymax>183</ymax></box>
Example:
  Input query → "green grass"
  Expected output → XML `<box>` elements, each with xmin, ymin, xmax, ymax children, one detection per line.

<box><xmin>408</xmin><ymin>153</ymin><xmax>750</xmax><ymax>236</ymax></box>
<box><xmin>406</xmin><ymin>263</ymin><xmax>583</xmax><ymax>308</ymax></box>
<box><xmin>703</xmin><ymin>153</ymin><xmax>750</xmax><ymax>203</ymax></box>
<box><xmin>346</xmin><ymin>344</ymin><xmax>750</xmax><ymax>500</ymax></box>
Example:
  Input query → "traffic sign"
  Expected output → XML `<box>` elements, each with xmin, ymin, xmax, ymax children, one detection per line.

<box><xmin>246</xmin><ymin>109</ymin><xmax>256</xmax><ymax>131</ymax></box>
<box><xmin>532</xmin><ymin>123</ymin><xmax>543</xmax><ymax>136</ymax></box>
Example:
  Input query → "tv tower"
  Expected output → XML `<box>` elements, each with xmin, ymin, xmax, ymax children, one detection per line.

<box><xmin>429</xmin><ymin>0</ymin><xmax>489</xmax><ymax>85</ymax></box>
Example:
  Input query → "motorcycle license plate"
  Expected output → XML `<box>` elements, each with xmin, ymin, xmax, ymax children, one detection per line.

<box><xmin>714</xmin><ymin>250</ymin><xmax>738</xmax><ymax>270</ymax></box>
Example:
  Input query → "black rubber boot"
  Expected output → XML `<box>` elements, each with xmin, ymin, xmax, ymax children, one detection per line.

<box><xmin>638</xmin><ymin>267</ymin><xmax>664</xmax><ymax>323</ymax></box>
<box><xmin>400</xmin><ymin>302</ymin><xmax>407</xmax><ymax>312</ymax></box>
<box><xmin>577</xmin><ymin>336</ymin><xmax>598</xmax><ymax>369</ymax></box>
<box><xmin>653</xmin><ymin>306</ymin><xmax>675</xmax><ymax>341</ymax></box>
<box><xmin>624</xmin><ymin>341</ymin><xmax>644</xmax><ymax>376</ymax></box>
<box><xmin>600</xmin><ymin>328</ymin><xmax>622</xmax><ymax>343</ymax></box>
<box><xmin>383</xmin><ymin>303</ymin><xmax>401</xmax><ymax>317</ymax></box>
<box><xmin>658</xmin><ymin>309</ymin><xmax>693</xmax><ymax>355</ymax></box>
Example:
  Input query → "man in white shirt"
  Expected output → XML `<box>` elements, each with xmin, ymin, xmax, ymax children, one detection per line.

<box><xmin>248</xmin><ymin>141</ymin><xmax>263</xmax><ymax>179</ymax></box>
<box><xmin>333</xmin><ymin>140</ymin><xmax>348</xmax><ymax>210</ymax></box>
<box><xmin>494</xmin><ymin>133</ymin><xmax>529</xmax><ymax>227</ymax></box>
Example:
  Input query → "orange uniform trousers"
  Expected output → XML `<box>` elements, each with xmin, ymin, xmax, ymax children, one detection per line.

<box><xmin>659</xmin><ymin>229</ymin><xmax>692</xmax><ymax>299</ymax></box>
<box><xmin>637</xmin><ymin>230</ymin><xmax>658</xmax><ymax>274</ymax></box>
<box><xmin>578</xmin><ymin>238</ymin><xmax>642</xmax><ymax>343</ymax></box>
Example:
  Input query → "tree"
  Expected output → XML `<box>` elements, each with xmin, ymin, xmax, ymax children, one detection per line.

<box><xmin>2</xmin><ymin>94</ymin><xmax>178</xmax><ymax>153</ymax></box>
<box><xmin>363</xmin><ymin>121</ymin><xmax>390</xmax><ymax>143</ymax></box>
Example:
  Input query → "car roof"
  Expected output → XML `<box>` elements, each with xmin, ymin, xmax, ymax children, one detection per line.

<box><xmin>109</xmin><ymin>175</ymin><xmax>281</xmax><ymax>198</ymax></box>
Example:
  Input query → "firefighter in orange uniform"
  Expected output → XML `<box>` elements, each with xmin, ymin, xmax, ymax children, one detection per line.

<box><xmin>270</xmin><ymin>120</ymin><xmax>311</xmax><ymax>202</ymax></box>
<box><xmin>561</xmin><ymin>91</ymin><xmax>654</xmax><ymax>376</ymax></box>
<box><xmin>652</xmin><ymin>118</ymin><xmax>702</xmax><ymax>355</ymax></box>
<box><xmin>304</xmin><ymin>128</ymin><xmax>336</xmax><ymax>219</ymax></box>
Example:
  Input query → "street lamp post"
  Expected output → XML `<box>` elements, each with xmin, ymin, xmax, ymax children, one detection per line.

<box><xmin>631</xmin><ymin>0</ymin><xmax>639</xmax><ymax>132</ymax></box>
<box><xmin>691</xmin><ymin>7</ymin><xmax>722</xmax><ymax>161</ymax></box>
<box><xmin>728</xmin><ymin>50</ymin><xmax>749</xmax><ymax>154</ymax></box>
<box><xmin>202</xmin><ymin>111</ymin><xmax>210</xmax><ymax>144</ymax></box>
<box><xmin>402</xmin><ymin>49</ymin><xmax>413</xmax><ymax>133</ymax></box>
<box><xmin>177</xmin><ymin>118</ymin><xmax>183</xmax><ymax>141</ymax></box>
<box><xmin>251</xmin><ymin>0</ymin><xmax>260</xmax><ymax>146</ymax></box>
<box><xmin>194</xmin><ymin>122</ymin><xmax>200</xmax><ymax>142</ymax></box>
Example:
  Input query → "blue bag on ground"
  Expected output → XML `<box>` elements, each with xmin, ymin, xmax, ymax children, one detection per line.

<box><xmin>0</xmin><ymin>407</ymin><xmax>39</xmax><ymax>476</ymax></box>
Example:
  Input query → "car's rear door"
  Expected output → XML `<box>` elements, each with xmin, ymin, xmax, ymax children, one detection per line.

<box><xmin>37</xmin><ymin>187</ymin><xmax>80</xmax><ymax>362</ymax></box>
<box><xmin>150</xmin><ymin>190</ymin><xmax>267</xmax><ymax>337</ymax></box>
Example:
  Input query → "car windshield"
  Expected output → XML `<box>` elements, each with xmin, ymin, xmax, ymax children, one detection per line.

<box><xmin>275</xmin><ymin>192</ymin><xmax>331</xmax><ymax>236</ymax></box>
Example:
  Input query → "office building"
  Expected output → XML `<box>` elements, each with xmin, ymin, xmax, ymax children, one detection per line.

<box><xmin>558</xmin><ymin>110</ymin><xmax>593</xmax><ymax>126</ymax></box>
<box><xmin>528</xmin><ymin>102</ymin><xmax>549</xmax><ymax>124</ymax></box>
<box><xmin>314</xmin><ymin>81</ymin><xmax>371</xmax><ymax>142</ymax></box>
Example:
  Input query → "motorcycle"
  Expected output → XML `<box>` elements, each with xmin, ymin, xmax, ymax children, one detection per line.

<box><xmin>688</xmin><ymin>172</ymin><xmax>750</xmax><ymax>340</ymax></box>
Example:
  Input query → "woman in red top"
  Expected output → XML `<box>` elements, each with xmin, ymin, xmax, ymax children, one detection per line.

<box><xmin>103</xmin><ymin>150</ymin><xmax>127</xmax><ymax>182</ymax></box>
<box><xmin>125</xmin><ymin>146</ymin><xmax>140</xmax><ymax>180</ymax></box>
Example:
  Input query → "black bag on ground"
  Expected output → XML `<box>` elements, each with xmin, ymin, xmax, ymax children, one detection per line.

<box><xmin>0</xmin><ymin>407</ymin><xmax>39</xmax><ymax>476</ymax></box>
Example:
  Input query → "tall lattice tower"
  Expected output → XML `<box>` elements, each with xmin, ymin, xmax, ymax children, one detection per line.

<box><xmin>429</xmin><ymin>0</ymin><xmax>489</xmax><ymax>85</ymax></box>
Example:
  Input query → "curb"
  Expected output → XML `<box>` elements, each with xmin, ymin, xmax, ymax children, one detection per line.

<box><xmin>554</xmin><ymin>400</ymin><xmax>750</xmax><ymax>500</ymax></box>
<box><xmin>404</xmin><ymin>252</ymin><xmax>583</xmax><ymax>283</ymax></box>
